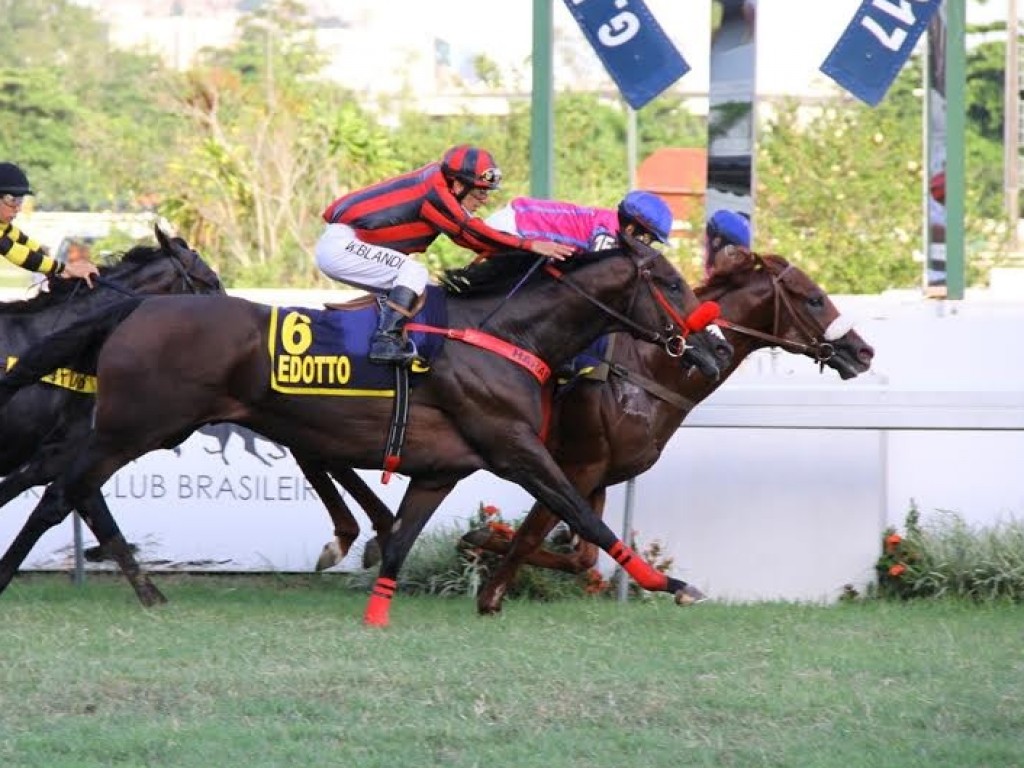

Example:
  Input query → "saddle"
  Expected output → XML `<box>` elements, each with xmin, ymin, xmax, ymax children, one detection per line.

<box><xmin>323</xmin><ymin>292</ymin><xmax>428</xmax><ymax>316</ymax></box>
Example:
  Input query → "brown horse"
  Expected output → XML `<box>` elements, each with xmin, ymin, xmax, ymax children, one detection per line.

<box><xmin>311</xmin><ymin>246</ymin><xmax>874</xmax><ymax>611</ymax></box>
<box><xmin>466</xmin><ymin>246</ymin><xmax>875</xmax><ymax>612</ymax></box>
<box><xmin>0</xmin><ymin>243</ymin><xmax>718</xmax><ymax>625</ymax></box>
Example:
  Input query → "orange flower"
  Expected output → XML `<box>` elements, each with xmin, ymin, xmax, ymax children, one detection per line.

<box><xmin>481</xmin><ymin>504</ymin><xmax>500</xmax><ymax>518</ymax></box>
<box><xmin>487</xmin><ymin>521</ymin><xmax>515</xmax><ymax>540</ymax></box>
<box><xmin>885</xmin><ymin>533</ymin><xmax>902</xmax><ymax>553</ymax></box>
<box><xmin>888</xmin><ymin>563</ymin><xmax>906</xmax><ymax>577</ymax></box>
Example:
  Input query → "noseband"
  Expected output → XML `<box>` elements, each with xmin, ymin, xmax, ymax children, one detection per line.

<box><xmin>716</xmin><ymin>259</ymin><xmax>836</xmax><ymax>365</ymax></box>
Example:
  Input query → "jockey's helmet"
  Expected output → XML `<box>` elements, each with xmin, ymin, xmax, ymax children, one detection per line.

<box><xmin>706</xmin><ymin>209</ymin><xmax>751</xmax><ymax>248</ymax></box>
<box><xmin>617</xmin><ymin>190</ymin><xmax>672</xmax><ymax>244</ymax></box>
<box><xmin>441</xmin><ymin>145</ymin><xmax>502</xmax><ymax>190</ymax></box>
<box><xmin>0</xmin><ymin>162</ymin><xmax>33</xmax><ymax>196</ymax></box>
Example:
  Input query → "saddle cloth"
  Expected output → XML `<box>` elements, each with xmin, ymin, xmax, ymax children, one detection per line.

<box><xmin>268</xmin><ymin>286</ymin><xmax>447</xmax><ymax>396</ymax></box>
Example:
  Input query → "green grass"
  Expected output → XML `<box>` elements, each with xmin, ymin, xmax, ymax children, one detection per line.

<box><xmin>2</xmin><ymin>574</ymin><xmax>1023</xmax><ymax>768</ymax></box>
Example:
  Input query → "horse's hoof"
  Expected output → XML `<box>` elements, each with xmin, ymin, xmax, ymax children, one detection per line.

<box><xmin>139</xmin><ymin>584</ymin><xmax>169</xmax><ymax>607</ymax></box>
<box><xmin>460</xmin><ymin>528</ymin><xmax>492</xmax><ymax>548</ymax></box>
<box><xmin>477</xmin><ymin>602</ymin><xmax>502</xmax><ymax>616</ymax></box>
<box><xmin>674</xmin><ymin>584</ymin><xmax>708</xmax><ymax>606</ymax></box>
<box><xmin>361</xmin><ymin>538</ymin><xmax>382</xmax><ymax>569</ymax></box>
<box><xmin>315</xmin><ymin>540</ymin><xmax>344</xmax><ymax>572</ymax></box>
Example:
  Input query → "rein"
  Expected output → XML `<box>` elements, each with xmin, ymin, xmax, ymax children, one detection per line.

<box><xmin>543</xmin><ymin>260</ymin><xmax>670</xmax><ymax>347</ymax></box>
<box><xmin>716</xmin><ymin>261</ymin><xmax>835</xmax><ymax>365</ymax></box>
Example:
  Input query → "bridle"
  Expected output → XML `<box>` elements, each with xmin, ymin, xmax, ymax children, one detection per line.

<box><xmin>542</xmin><ymin>240</ymin><xmax>713</xmax><ymax>358</ymax></box>
<box><xmin>47</xmin><ymin>243</ymin><xmax>222</xmax><ymax>328</ymax></box>
<box><xmin>81</xmin><ymin>244</ymin><xmax>220</xmax><ymax>300</ymax></box>
<box><xmin>714</xmin><ymin>256</ymin><xmax>837</xmax><ymax>366</ymax></box>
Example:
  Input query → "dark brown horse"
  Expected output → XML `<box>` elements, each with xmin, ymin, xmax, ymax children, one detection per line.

<box><xmin>0</xmin><ymin>243</ymin><xmax>718</xmax><ymax>625</ymax></box>
<box><xmin>464</xmin><ymin>246</ymin><xmax>875</xmax><ymax>612</ymax></box>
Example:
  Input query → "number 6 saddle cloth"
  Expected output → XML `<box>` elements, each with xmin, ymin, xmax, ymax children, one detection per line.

<box><xmin>267</xmin><ymin>285</ymin><xmax>446</xmax><ymax>397</ymax></box>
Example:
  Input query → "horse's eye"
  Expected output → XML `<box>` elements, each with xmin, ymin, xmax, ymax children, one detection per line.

<box><xmin>808</xmin><ymin>295</ymin><xmax>825</xmax><ymax>309</ymax></box>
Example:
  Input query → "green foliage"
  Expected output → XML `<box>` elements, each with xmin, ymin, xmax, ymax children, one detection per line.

<box><xmin>876</xmin><ymin>501</ymin><xmax>1024</xmax><ymax>603</ymax></box>
<box><xmin>2</xmin><ymin>0</ymin><xmax>1015</xmax><ymax>292</ymax></box>
<box><xmin>756</xmin><ymin>78</ymin><xmax>924</xmax><ymax>294</ymax></box>
<box><xmin>0</xmin><ymin>0</ymin><xmax>178</xmax><ymax>210</ymax></box>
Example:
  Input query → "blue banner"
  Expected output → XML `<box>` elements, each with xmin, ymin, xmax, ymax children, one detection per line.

<box><xmin>820</xmin><ymin>0</ymin><xmax>943</xmax><ymax>106</ymax></box>
<box><xmin>562</xmin><ymin>0</ymin><xmax>689</xmax><ymax>110</ymax></box>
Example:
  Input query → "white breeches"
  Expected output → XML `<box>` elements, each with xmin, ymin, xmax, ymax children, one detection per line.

<box><xmin>314</xmin><ymin>223</ymin><xmax>429</xmax><ymax>294</ymax></box>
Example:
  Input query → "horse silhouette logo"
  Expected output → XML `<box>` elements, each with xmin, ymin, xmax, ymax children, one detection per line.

<box><xmin>174</xmin><ymin>424</ymin><xmax>287</xmax><ymax>466</ymax></box>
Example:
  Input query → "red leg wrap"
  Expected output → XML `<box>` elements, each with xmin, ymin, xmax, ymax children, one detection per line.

<box><xmin>363</xmin><ymin>577</ymin><xmax>397</xmax><ymax>627</ymax></box>
<box><xmin>608</xmin><ymin>541</ymin><xmax>668</xmax><ymax>592</ymax></box>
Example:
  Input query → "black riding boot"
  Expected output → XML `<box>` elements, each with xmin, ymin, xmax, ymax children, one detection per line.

<box><xmin>369</xmin><ymin>286</ymin><xmax>419</xmax><ymax>366</ymax></box>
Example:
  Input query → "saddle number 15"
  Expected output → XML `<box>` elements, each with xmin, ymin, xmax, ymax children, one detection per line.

<box><xmin>862</xmin><ymin>0</ymin><xmax>929</xmax><ymax>52</ymax></box>
<box><xmin>281</xmin><ymin>311</ymin><xmax>314</xmax><ymax>355</ymax></box>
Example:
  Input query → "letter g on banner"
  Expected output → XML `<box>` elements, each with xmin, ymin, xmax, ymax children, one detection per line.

<box><xmin>563</xmin><ymin>0</ymin><xmax>690</xmax><ymax>110</ymax></box>
<box><xmin>821</xmin><ymin>0</ymin><xmax>943</xmax><ymax>106</ymax></box>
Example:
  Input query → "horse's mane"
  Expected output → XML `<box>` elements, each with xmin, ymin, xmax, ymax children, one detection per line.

<box><xmin>699</xmin><ymin>249</ymin><xmax>791</xmax><ymax>293</ymax></box>
<box><xmin>441</xmin><ymin>247</ymin><xmax>624</xmax><ymax>298</ymax></box>
<box><xmin>0</xmin><ymin>242</ymin><xmax>166</xmax><ymax>316</ymax></box>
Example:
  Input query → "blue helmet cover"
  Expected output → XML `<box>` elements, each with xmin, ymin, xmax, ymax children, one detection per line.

<box><xmin>619</xmin><ymin>190</ymin><xmax>673</xmax><ymax>243</ymax></box>
<box><xmin>707</xmin><ymin>209</ymin><xmax>751</xmax><ymax>248</ymax></box>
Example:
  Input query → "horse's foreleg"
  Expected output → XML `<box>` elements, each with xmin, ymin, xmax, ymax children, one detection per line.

<box><xmin>475</xmin><ymin>488</ymin><xmax>605</xmax><ymax>615</ymax></box>
<box><xmin>0</xmin><ymin>463</ymin><xmax>51</xmax><ymax>509</ymax></box>
<box><xmin>499</xmin><ymin>439</ymin><xmax>694</xmax><ymax>604</ymax></box>
<box><xmin>0</xmin><ymin>483</ymin><xmax>73</xmax><ymax>596</ymax></box>
<box><xmin>364</xmin><ymin>480</ymin><xmax>453</xmax><ymax>628</ymax></box>
<box><xmin>76</xmin><ymin>492</ymin><xmax>167</xmax><ymax>607</ymax></box>
<box><xmin>0</xmin><ymin>440</ymin><xmax>72</xmax><ymax>509</ymax></box>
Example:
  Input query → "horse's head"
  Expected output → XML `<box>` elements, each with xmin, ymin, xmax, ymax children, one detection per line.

<box><xmin>702</xmin><ymin>248</ymin><xmax>873</xmax><ymax>379</ymax></box>
<box><xmin>679</xmin><ymin>326</ymin><xmax>735</xmax><ymax>380</ymax></box>
<box><xmin>605</xmin><ymin>237</ymin><xmax>720</xmax><ymax>354</ymax></box>
<box><xmin>87</xmin><ymin>225</ymin><xmax>224</xmax><ymax>298</ymax></box>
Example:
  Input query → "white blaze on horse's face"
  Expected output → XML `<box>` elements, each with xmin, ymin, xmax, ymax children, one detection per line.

<box><xmin>705</xmin><ymin>324</ymin><xmax>727</xmax><ymax>343</ymax></box>
<box><xmin>824</xmin><ymin>314</ymin><xmax>856</xmax><ymax>341</ymax></box>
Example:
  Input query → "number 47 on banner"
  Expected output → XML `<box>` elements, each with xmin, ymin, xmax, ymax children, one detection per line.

<box><xmin>821</xmin><ymin>0</ymin><xmax>944</xmax><ymax>107</ymax></box>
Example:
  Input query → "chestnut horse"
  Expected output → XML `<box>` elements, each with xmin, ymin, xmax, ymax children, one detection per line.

<box><xmin>0</xmin><ymin>243</ymin><xmax>718</xmax><ymax>626</ymax></box>
<box><xmin>467</xmin><ymin>246</ymin><xmax>875</xmax><ymax>612</ymax></box>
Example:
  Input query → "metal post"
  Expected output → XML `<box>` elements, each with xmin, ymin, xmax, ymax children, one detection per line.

<box><xmin>530</xmin><ymin>0</ymin><xmax>554</xmax><ymax>198</ymax></box>
<box><xmin>616</xmin><ymin>478</ymin><xmax>636</xmax><ymax>602</ymax></box>
<box><xmin>945</xmin><ymin>0</ymin><xmax>967</xmax><ymax>299</ymax></box>
<box><xmin>1007</xmin><ymin>0</ymin><xmax>1020</xmax><ymax>251</ymax></box>
<box><xmin>72</xmin><ymin>512</ymin><xmax>85</xmax><ymax>586</ymax></box>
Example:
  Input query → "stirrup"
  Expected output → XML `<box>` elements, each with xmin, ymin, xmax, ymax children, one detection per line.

<box><xmin>369</xmin><ymin>334</ymin><xmax>418</xmax><ymax>366</ymax></box>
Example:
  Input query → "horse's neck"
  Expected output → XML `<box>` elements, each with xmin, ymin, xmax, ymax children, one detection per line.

<box><xmin>698</xmin><ymin>276</ymin><xmax>775</xmax><ymax>382</ymax></box>
<box><xmin>609</xmin><ymin>279</ymin><xmax>774</xmax><ymax>415</ymax></box>
<box><xmin>448</xmin><ymin>273</ymin><xmax>631</xmax><ymax>367</ymax></box>
<box><xmin>1</xmin><ymin>286</ymin><xmax>121</xmax><ymax>341</ymax></box>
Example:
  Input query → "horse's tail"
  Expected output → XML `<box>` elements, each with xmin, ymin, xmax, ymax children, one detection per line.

<box><xmin>0</xmin><ymin>296</ymin><xmax>145</xmax><ymax>409</ymax></box>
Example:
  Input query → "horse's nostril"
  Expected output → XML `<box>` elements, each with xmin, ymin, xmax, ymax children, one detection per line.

<box><xmin>859</xmin><ymin>346</ymin><xmax>875</xmax><ymax>364</ymax></box>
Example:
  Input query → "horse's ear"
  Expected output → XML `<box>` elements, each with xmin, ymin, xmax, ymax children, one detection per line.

<box><xmin>154</xmin><ymin>224</ymin><xmax>172</xmax><ymax>251</ymax></box>
<box><xmin>709</xmin><ymin>244</ymin><xmax>751</xmax><ymax>277</ymax></box>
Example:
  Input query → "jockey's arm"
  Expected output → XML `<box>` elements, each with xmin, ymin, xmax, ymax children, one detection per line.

<box><xmin>425</xmin><ymin>191</ymin><xmax>573</xmax><ymax>261</ymax></box>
